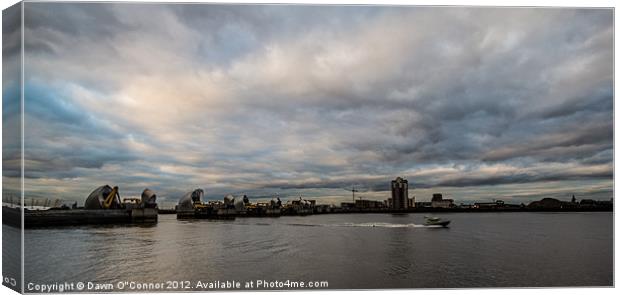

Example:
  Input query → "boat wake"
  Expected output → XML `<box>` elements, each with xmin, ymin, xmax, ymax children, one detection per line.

<box><xmin>336</xmin><ymin>222</ymin><xmax>443</xmax><ymax>228</ymax></box>
<box><xmin>285</xmin><ymin>222</ymin><xmax>444</xmax><ymax>228</ymax></box>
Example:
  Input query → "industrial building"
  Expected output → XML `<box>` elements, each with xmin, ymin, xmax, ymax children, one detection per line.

<box><xmin>355</xmin><ymin>199</ymin><xmax>385</xmax><ymax>209</ymax></box>
<box><xmin>431</xmin><ymin>193</ymin><xmax>455</xmax><ymax>208</ymax></box>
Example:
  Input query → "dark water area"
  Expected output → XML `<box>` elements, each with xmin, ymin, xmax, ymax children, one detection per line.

<box><xmin>2</xmin><ymin>224</ymin><xmax>21</xmax><ymax>291</ymax></box>
<box><xmin>14</xmin><ymin>212</ymin><xmax>614</xmax><ymax>290</ymax></box>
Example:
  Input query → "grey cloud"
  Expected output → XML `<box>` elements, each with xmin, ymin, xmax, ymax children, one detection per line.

<box><xmin>482</xmin><ymin>120</ymin><xmax>612</xmax><ymax>162</ymax></box>
<box><xmin>24</xmin><ymin>3</ymin><xmax>130</xmax><ymax>45</ymax></box>
<box><xmin>2</xmin><ymin>3</ymin><xmax>22</xmax><ymax>62</ymax></box>
<box><xmin>14</xmin><ymin>4</ymin><xmax>614</xmax><ymax>202</ymax></box>
<box><xmin>434</xmin><ymin>168</ymin><xmax>613</xmax><ymax>188</ymax></box>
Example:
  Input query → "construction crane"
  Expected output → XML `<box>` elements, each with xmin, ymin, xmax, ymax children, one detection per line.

<box><xmin>344</xmin><ymin>186</ymin><xmax>366</xmax><ymax>203</ymax></box>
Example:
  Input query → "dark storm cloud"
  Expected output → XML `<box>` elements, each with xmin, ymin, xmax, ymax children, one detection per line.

<box><xmin>15</xmin><ymin>4</ymin><xmax>613</xmax><ymax>202</ymax></box>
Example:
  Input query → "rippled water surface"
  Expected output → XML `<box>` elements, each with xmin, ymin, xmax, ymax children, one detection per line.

<box><xmin>17</xmin><ymin>212</ymin><xmax>613</xmax><ymax>289</ymax></box>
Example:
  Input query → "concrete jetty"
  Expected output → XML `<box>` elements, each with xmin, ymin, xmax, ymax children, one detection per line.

<box><xmin>3</xmin><ymin>185</ymin><xmax>159</xmax><ymax>228</ymax></box>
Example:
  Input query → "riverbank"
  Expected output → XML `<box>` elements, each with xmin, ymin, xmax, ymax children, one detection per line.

<box><xmin>2</xmin><ymin>206</ymin><xmax>158</xmax><ymax>228</ymax></box>
<box><xmin>158</xmin><ymin>206</ymin><xmax>613</xmax><ymax>215</ymax></box>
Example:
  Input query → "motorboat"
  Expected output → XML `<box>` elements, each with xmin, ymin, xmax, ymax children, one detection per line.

<box><xmin>424</xmin><ymin>216</ymin><xmax>451</xmax><ymax>227</ymax></box>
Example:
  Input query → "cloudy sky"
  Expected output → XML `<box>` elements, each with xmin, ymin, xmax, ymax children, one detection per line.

<box><xmin>2</xmin><ymin>3</ymin><xmax>613</xmax><ymax>206</ymax></box>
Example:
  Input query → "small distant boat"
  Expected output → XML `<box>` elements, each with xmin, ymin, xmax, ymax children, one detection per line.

<box><xmin>424</xmin><ymin>216</ymin><xmax>451</xmax><ymax>227</ymax></box>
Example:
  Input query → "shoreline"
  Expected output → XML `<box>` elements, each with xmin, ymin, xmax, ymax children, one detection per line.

<box><xmin>3</xmin><ymin>205</ymin><xmax>612</xmax><ymax>229</ymax></box>
<box><xmin>159</xmin><ymin>206</ymin><xmax>613</xmax><ymax>215</ymax></box>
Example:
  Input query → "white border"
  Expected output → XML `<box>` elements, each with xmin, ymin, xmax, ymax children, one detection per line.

<box><xmin>0</xmin><ymin>1</ymin><xmax>617</xmax><ymax>295</ymax></box>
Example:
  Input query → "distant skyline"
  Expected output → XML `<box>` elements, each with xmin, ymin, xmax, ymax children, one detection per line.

<box><xmin>2</xmin><ymin>3</ymin><xmax>613</xmax><ymax>205</ymax></box>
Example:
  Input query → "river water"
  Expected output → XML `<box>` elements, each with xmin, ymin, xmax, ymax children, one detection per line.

<box><xmin>9</xmin><ymin>212</ymin><xmax>614</xmax><ymax>290</ymax></box>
